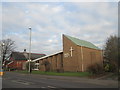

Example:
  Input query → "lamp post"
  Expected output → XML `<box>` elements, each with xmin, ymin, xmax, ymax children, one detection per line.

<box><xmin>2</xmin><ymin>43</ymin><xmax>5</xmax><ymax>68</ymax></box>
<box><xmin>1</xmin><ymin>42</ymin><xmax>5</xmax><ymax>75</ymax></box>
<box><xmin>28</xmin><ymin>27</ymin><xmax>32</xmax><ymax>73</ymax></box>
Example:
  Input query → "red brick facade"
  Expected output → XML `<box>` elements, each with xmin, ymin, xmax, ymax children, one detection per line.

<box><xmin>6</xmin><ymin>51</ymin><xmax>46</xmax><ymax>70</ymax></box>
<box><xmin>7</xmin><ymin>60</ymin><xmax>26</xmax><ymax>70</ymax></box>
<box><xmin>63</xmin><ymin>35</ymin><xmax>103</xmax><ymax>72</ymax></box>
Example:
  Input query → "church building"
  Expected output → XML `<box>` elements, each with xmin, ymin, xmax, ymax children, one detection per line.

<box><xmin>33</xmin><ymin>34</ymin><xmax>103</xmax><ymax>72</ymax></box>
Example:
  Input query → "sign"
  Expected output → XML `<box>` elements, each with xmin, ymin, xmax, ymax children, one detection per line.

<box><xmin>64</xmin><ymin>53</ymin><xmax>70</xmax><ymax>57</ymax></box>
<box><xmin>70</xmin><ymin>47</ymin><xmax>74</xmax><ymax>57</ymax></box>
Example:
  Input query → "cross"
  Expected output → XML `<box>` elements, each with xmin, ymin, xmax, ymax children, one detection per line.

<box><xmin>70</xmin><ymin>47</ymin><xmax>74</xmax><ymax>57</ymax></box>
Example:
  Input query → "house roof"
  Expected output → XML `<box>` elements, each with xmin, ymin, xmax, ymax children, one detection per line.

<box><xmin>30</xmin><ymin>53</ymin><xmax>46</xmax><ymax>60</ymax></box>
<box><xmin>11</xmin><ymin>52</ymin><xmax>27</xmax><ymax>60</ymax></box>
<box><xmin>10</xmin><ymin>52</ymin><xmax>46</xmax><ymax>61</ymax></box>
<box><xmin>64</xmin><ymin>35</ymin><xmax>100</xmax><ymax>50</ymax></box>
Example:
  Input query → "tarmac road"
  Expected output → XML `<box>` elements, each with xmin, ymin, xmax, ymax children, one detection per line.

<box><xmin>2</xmin><ymin>72</ymin><xmax>118</xmax><ymax>89</ymax></box>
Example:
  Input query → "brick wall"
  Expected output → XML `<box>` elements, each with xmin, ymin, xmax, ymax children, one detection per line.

<box><xmin>38</xmin><ymin>35</ymin><xmax>103</xmax><ymax>72</ymax></box>
<box><xmin>39</xmin><ymin>52</ymin><xmax>63</xmax><ymax>72</ymax></box>
<box><xmin>63</xmin><ymin>35</ymin><xmax>79</xmax><ymax>72</ymax></box>
<box><xmin>7</xmin><ymin>60</ymin><xmax>26</xmax><ymax>70</ymax></box>
<box><xmin>77</xmin><ymin>46</ymin><xmax>103</xmax><ymax>72</ymax></box>
<box><xmin>63</xmin><ymin>35</ymin><xmax>103</xmax><ymax>72</ymax></box>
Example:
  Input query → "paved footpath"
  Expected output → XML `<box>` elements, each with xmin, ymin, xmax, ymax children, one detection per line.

<box><xmin>2</xmin><ymin>72</ymin><xmax>119</xmax><ymax>88</ymax></box>
<box><xmin>0</xmin><ymin>76</ymin><xmax>2</xmax><ymax>90</ymax></box>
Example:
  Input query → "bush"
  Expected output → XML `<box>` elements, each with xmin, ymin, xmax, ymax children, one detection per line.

<box><xmin>87</xmin><ymin>63</ymin><xmax>104</xmax><ymax>74</ymax></box>
<box><xmin>104</xmin><ymin>63</ymin><xmax>116</xmax><ymax>72</ymax></box>
<box><xmin>9</xmin><ymin>68</ymin><xmax>17</xmax><ymax>71</ymax></box>
<box><xmin>104</xmin><ymin>63</ymin><xmax>109</xmax><ymax>72</ymax></box>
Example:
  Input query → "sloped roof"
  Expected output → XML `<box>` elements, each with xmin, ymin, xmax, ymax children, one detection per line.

<box><xmin>11</xmin><ymin>52</ymin><xmax>46</xmax><ymax>61</ymax></box>
<box><xmin>30</xmin><ymin>53</ymin><xmax>46</xmax><ymax>60</ymax></box>
<box><xmin>32</xmin><ymin>51</ymin><xmax>63</xmax><ymax>62</ymax></box>
<box><xmin>64</xmin><ymin>35</ymin><xmax>100</xmax><ymax>50</ymax></box>
<box><xmin>11</xmin><ymin>52</ymin><xmax>27</xmax><ymax>60</ymax></box>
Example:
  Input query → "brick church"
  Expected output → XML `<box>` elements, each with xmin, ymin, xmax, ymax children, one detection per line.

<box><xmin>33</xmin><ymin>34</ymin><xmax>103</xmax><ymax>72</ymax></box>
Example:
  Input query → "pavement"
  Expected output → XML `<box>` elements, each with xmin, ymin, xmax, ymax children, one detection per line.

<box><xmin>0</xmin><ymin>76</ymin><xmax>2</xmax><ymax>90</ymax></box>
<box><xmin>2</xmin><ymin>72</ymin><xmax>119</xmax><ymax>88</ymax></box>
<box><xmin>94</xmin><ymin>73</ymin><xmax>118</xmax><ymax>80</ymax></box>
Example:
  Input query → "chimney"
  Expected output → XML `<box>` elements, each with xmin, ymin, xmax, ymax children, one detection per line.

<box><xmin>24</xmin><ymin>49</ymin><xmax>26</xmax><ymax>52</ymax></box>
<box><xmin>23</xmin><ymin>49</ymin><xmax>28</xmax><ymax>59</ymax></box>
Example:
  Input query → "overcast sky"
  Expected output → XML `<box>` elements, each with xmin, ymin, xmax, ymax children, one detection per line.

<box><xmin>2</xmin><ymin>2</ymin><xmax>118</xmax><ymax>55</ymax></box>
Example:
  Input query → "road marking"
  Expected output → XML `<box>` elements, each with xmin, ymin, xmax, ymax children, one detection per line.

<box><xmin>40</xmin><ymin>78</ymin><xmax>47</xmax><ymax>80</ymax></box>
<box><xmin>11</xmin><ymin>80</ymin><xmax>30</xmax><ymax>85</ymax></box>
<box><xmin>21</xmin><ymin>74</ymin><xmax>26</xmax><ymax>75</ymax></box>
<box><xmin>47</xmin><ymin>86</ymin><xmax>56</xmax><ymax>88</ymax></box>
<box><xmin>41</xmin><ymin>87</ymin><xmax>46</xmax><ymax>88</ymax></box>
<box><xmin>41</xmin><ymin>86</ymin><xmax>56</xmax><ymax>88</ymax></box>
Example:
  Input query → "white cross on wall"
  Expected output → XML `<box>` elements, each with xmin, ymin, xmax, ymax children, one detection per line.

<box><xmin>70</xmin><ymin>47</ymin><xmax>74</xmax><ymax>57</ymax></box>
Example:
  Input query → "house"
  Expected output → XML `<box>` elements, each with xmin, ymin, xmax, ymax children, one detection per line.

<box><xmin>33</xmin><ymin>34</ymin><xmax>103</xmax><ymax>72</ymax></box>
<box><xmin>6</xmin><ymin>49</ymin><xmax>46</xmax><ymax>70</ymax></box>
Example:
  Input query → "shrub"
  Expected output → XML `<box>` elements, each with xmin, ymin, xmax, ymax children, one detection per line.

<box><xmin>9</xmin><ymin>68</ymin><xmax>17</xmax><ymax>71</ymax></box>
<box><xmin>104</xmin><ymin>63</ymin><xmax>116</xmax><ymax>72</ymax></box>
<box><xmin>104</xmin><ymin>63</ymin><xmax>110</xmax><ymax>72</ymax></box>
<box><xmin>87</xmin><ymin>63</ymin><xmax>104</xmax><ymax>74</ymax></box>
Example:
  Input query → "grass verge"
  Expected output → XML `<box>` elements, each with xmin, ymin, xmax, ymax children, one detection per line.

<box><xmin>12</xmin><ymin>70</ymin><xmax>92</xmax><ymax>77</ymax></box>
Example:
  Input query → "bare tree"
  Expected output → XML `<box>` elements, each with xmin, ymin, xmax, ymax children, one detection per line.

<box><xmin>0</xmin><ymin>39</ymin><xmax>16</xmax><ymax>64</ymax></box>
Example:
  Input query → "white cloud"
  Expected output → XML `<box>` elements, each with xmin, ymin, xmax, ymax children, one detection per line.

<box><xmin>0</xmin><ymin>3</ymin><xmax>2</xmax><ymax>40</ymax></box>
<box><xmin>2</xmin><ymin>2</ymin><xmax>117</xmax><ymax>55</ymax></box>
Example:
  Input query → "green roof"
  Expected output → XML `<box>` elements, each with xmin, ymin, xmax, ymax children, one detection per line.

<box><xmin>65</xmin><ymin>35</ymin><xmax>100</xmax><ymax>50</ymax></box>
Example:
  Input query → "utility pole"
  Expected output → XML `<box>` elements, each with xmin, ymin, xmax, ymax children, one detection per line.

<box><xmin>28</xmin><ymin>27</ymin><xmax>32</xmax><ymax>73</ymax></box>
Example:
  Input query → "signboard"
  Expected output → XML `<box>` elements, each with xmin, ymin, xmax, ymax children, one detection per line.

<box><xmin>64</xmin><ymin>53</ymin><xmax>70</xmax><ymax>58</ymax></box>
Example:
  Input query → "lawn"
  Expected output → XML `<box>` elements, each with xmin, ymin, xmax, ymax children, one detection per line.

<box><xmin>12</xmin><ymin>70</ymin><xmax>92</xmax><ymax>77</ymax></box>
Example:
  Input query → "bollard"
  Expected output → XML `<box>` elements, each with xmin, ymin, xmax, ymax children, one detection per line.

<box><xmin>0</xmin><ymin>69</ymin><xmax>4</xmax><ymax>76</ymax></box>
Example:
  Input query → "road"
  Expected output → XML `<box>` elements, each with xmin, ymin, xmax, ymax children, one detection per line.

<box><xmin>2</xmin><ymin>72</ymin><xmax>118</xmax><ymax>89</ymax></box>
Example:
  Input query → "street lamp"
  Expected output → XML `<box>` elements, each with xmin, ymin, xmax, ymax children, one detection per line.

<box><xmin>0</xmin><ymin>42</ymin><xmax>5</xmax><ymax>76</ymax></box>
<box><xmin>28</xmin><ymin>27</ymin><xmax>32</xmax><ymax>73</ymax></box>
<box><xmin>1</xmin><ymin>43</ymin><xmax>5</xmax><ymax>68</ymax></box>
